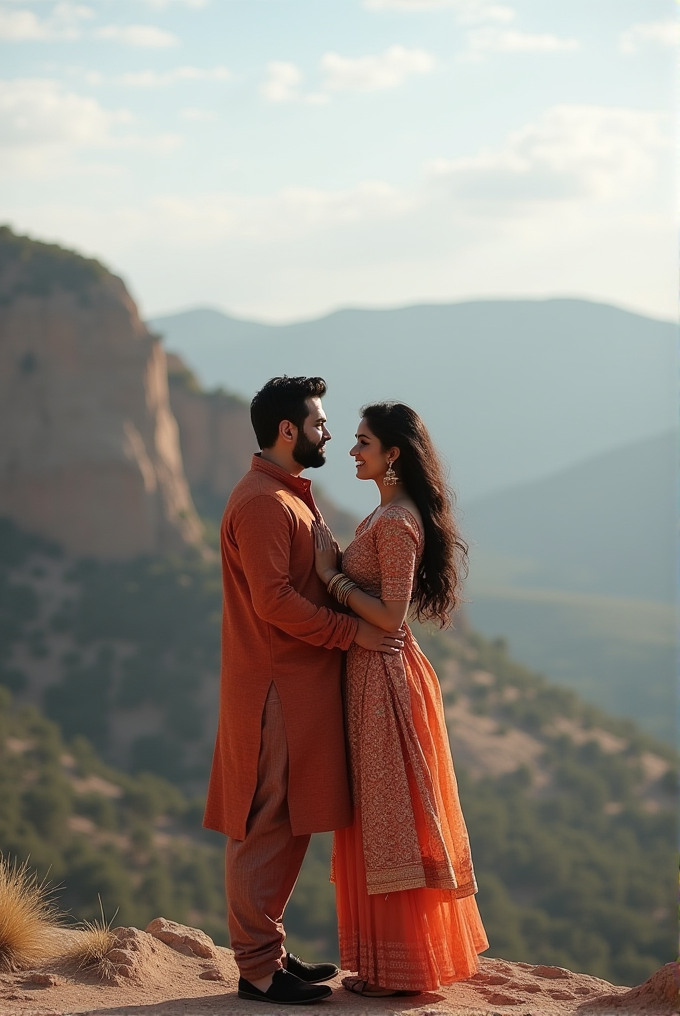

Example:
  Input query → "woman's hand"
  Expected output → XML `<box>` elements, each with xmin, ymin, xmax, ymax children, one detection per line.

<box><xmin>314</xmin><ymin>521</ymin><xmax>341</xmax><ymax>585</ymax></box>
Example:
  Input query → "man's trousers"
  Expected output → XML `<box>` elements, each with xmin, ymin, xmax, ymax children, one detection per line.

<box><xmin>225</xmin><ymin>683</ymin><xmax>311</xmax><ymax>981</ymax></box>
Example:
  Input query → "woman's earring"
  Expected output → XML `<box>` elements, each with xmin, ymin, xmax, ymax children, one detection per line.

<box><xmin>383</xmin><ymin>461</ymin><xmax>398</xmax><ymax>487</ymax></box>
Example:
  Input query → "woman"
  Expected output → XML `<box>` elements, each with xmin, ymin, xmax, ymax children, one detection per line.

<box><xmin>314</xmin><ymin>401</ymin><xmax>488</xmax><ymax>997</ymax></box>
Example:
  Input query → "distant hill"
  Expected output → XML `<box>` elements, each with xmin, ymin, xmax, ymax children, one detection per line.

<box><xmin>465</xmin><ymin>588</ymin><xmax>675</xmax><ymax>744</ymax></box>
<box><xmin>150</xmin><ymin>299</ymin><xmax>676</xmax><ymax>518</ymax></box>
<box><xmin>461</xmin><ymin>433</ymin><xmax>676</xmax><ymax>744</ymax></box>
<box><xmin>465</xmin><ymin>431</ymin><xmax>676</xmax><ymax>603</ymax></box>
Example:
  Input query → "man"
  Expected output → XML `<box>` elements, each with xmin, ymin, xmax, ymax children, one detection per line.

<box><xmin>204</xmin><ymin>376</ymin><xmax>404</xmax><ymax>1006</ymax></box>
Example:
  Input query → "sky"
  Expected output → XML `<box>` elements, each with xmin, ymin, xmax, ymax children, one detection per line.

<box><xmin>0</xmin><ymin>0</ymin><xmax>676</xmax><ymax>322</ymax></box>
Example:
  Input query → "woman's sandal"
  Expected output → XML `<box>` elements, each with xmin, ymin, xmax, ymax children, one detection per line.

<box><xmin>341</xmin><ymin>975</ymin><xmax>421</xmax><ymax>997</ymax></box>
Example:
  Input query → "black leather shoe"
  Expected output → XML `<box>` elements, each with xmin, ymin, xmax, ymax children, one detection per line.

<box><xmin>285</xmin><ymin>952</ymin><xmax>339</xmax><ymax>983</ymax></box>
<box><xmin>238</xmin><ymin>969</ymin><xmax>333</xmax><ymax>1005</ymax></box>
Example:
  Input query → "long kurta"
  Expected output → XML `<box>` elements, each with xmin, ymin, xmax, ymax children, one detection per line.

<box><xmin>203</xmin><ymin>454</ymin><xmax>358</xmax><ymax>841</ymax></box>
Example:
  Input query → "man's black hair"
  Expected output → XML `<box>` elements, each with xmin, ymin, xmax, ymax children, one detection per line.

<box><xmin>250</xmin><ymin>376</ymin><xmax>327</xmax><ymax>449</ymax></box>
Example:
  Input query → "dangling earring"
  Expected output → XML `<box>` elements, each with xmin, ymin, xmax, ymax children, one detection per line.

<box><xmin>383</xmin><ymin>461</ymin><xmax>398</xmax><ymax>487</ymax></box>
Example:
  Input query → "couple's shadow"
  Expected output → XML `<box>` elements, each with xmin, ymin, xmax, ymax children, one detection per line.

<box><xmin>89</xmin><ymin>987</ymin><xmax>445</xmax><ymax>1014</ymax></box>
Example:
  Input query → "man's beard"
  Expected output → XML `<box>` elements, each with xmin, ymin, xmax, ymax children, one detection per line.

<box><xmin>293</xmin><ymin>431</ymin><xmax>326</xmax><ymax>469</ymax></box>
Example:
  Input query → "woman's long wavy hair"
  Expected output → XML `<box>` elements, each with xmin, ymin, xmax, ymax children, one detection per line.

<box><xmin>361</xmin><ymin>401</ymin><xmax>468</xmax><ymax>627</ymax></box>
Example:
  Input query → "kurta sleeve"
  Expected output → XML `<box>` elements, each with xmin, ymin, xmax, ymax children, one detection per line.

<box><xmin>232</xmin><ymin>494</ymin><xmax>358</xmax><ymax>650</ymax></box>
<box><xmin>374</xmin><ymin>511</ymin><xmax>420</xmax><ymax>601</ymax></box>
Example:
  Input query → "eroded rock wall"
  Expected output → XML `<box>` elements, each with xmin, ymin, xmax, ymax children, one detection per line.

<box><xmin>167</xmin><ymin>353</ymin><xmax>255</xmax><ymax>513</ymax></box>
<box><xmin>0</xmin><ymin>258</ymin><xmax>203</xmax><ymax>558</ymax></box>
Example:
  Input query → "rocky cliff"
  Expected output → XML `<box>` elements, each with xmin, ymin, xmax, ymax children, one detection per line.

<box><xmin>166</xmin><ymin>354</ymin><xmax>255</xmax><ymax>521</ymax></box>
<box><xmin>0</xmin><ymin>228</ymin><xmax>203</xmax><ymax>559</ymax></box>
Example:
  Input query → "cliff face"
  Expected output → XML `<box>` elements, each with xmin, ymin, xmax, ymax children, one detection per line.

<box><xmin>166</xmin><ymin>353</ymin><xmax>255</xmax><ymax>519</ymax></box>
<box><xmin>0</xmin><ymin>228</ymin><xmax>203</xmax><ymax>559</ymax></box>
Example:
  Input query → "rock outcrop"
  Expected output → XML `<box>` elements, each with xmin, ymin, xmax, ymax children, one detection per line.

<box><xmin>0</xmin><ymin>228</ymin><xmax>203</xmax><ymax>558</ymax></box>
<box><xmin>166</xmin><ymin>353</ymin><xmax>254</xmax><ymax>520</ymax></box>
<box><xmin>585</xmin><ymin>961</ymin><xmax>680</xmax><ymax>1013</ymax></box>
<box><xmin>145</xmin><ymin>918</ymin><xmax>216</xmax><ymax>960</ymax></box>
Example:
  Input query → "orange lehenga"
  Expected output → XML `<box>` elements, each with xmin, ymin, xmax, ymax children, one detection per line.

<box><xmin>332</xmin><ymin>505</ymin><xmax>488</xmax><ymax>991</ymax></box>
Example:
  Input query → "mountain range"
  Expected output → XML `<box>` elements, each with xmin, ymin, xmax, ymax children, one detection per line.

<box><xmin>461</xmin><ymin>431</ymin><xmax>676</xmax><ymax>743</ymax></box>
<box><xmin>150</xmin><ymin>300</ymin><xmax>676</xmax><ymax>518</ymax></box>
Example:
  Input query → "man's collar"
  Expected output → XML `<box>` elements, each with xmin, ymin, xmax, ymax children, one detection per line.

<box><xmin>251</xmin><ymin>453</ymin><xmax>312</xmax><ymax>494</ymax></box>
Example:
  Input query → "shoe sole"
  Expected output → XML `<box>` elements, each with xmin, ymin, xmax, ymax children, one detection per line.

<box><xmin>238</xmin><ymin>988</ymin><xmax>333</xmax><ymax>1005</ymax></box>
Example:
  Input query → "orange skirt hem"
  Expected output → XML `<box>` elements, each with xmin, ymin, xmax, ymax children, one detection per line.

<box><xmin>334</xmin><ymin>807</ymin><xmax>489</xmax><ymax>992</ymax></box>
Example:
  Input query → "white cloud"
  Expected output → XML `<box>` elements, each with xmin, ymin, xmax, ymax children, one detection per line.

<box><xmin>16</xmin><ymin>101</ymin><xmax>673</xmax><ymax>322</ymax></box>
<box><xmin>96</xmin><ymin>24</ymin><xmax>178</xmax><ymax>48</ymax></box>
<box><xmin>123</xmin><ymin>181</ymin><xmax>414</xmax><ymax>252</ymax></box>
<box><xmin>0</xmin><ymin>77</ymin><xmax>114</xmax><ymax>148</ymax></box>
<box><xmin>0</xmin><ymin>3</ymin><xmax>92</xmax><ymax>41</ymax></box>
<box><xmin>0</xmin><ymin>10</ymin><xmax>48</xmax><ymax>40</ymax></box>
<box><xmin>112</xmin><ymin>105</ymin><xmax>670</xmax><ymax>253</ymax></box>
<box><xmin>0</xmin><ymin>77</ymin><xmax>181</xmax><ymax>173</ymax></box>
<box><xmin>429</xmin><ymin>105</ymin><xmax>669</xmax><ymax>206</ymax></box>
<box><xmin>619</xmin><ymin>20</ymin><xmax>678</xmax><ymax>55</ymax></box>
<box><xmin>321</xmin><ymin>45</ymin><xmax>435</xmax><ymax>92</ymax></box>
<box><xmin>261</xmin><ymin>47</ymin><xmax>435</xmax><ymax>104</ymax></box>
<box><xmin>120</xmin><ymin>66</ymin><xmax>230</xmax><ymax>87</ymax></box>
<box><xmin>260</xmin><ymin>61</ymin><xmax>303</xmax><ymax>103</ymax></box>
<box><xmin>365</xmin><ymin>0</ymin><xmax>515</xmax><ymax>24</ymax></box>
<box><xmin>465</xmin><ymin>28</ymin><xmax>580</xmax><ymax>55</ymax></box>
<box><xmin>259</xmin><ymin>61</ymin><xmax>328</xmax><ymax>105</ymax></box>
<box><xmin>366</xmin><ymin>0</ymin><xmax>579</xmax><ymax>58</ymax></box>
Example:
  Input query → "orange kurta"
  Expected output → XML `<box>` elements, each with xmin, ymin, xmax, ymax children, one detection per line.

<box><xmin>204</xmin><ymin>455</ymin><xmax>358</xmax><ymax>841</ymax></box>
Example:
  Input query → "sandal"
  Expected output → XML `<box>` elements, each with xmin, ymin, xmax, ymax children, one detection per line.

<box><xmin>341</xmin><ymin>975</ymin><xmax>421</xmax><ymax>997</ymax></box>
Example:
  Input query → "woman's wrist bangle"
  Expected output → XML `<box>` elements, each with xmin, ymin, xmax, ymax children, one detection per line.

<box><xmin>328</xmin><ymin>572</ymin><xmax>359</xmax><ymax>607</ymax></box>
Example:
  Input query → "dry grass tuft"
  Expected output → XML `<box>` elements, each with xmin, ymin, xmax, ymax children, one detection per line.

<box><xmin>64</xmin><ymin>903</ymin><xmax>119</xmax><ymax>981</ymax></box>
<box><xmin>0</xmin><ymin>854</ymin><xmax>62</xmax><ymax>971</ymax></box>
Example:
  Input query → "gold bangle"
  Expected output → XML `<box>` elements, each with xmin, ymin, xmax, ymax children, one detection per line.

<box><xmin>328</xmin><ymin>572</ymin><xmax>358</xmax><ymax>606</ymax></box>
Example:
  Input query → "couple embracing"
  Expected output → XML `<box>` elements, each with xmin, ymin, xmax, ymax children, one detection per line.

<box><xmin>203</xmin><ymin>376</ymin><xmax>488</xmax><ymax>1005</ymax></box>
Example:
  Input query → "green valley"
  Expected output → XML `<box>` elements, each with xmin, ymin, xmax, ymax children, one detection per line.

<box><xmin>466</xmin><ymin>585</ymin><xmax>675</xmax><ymax>744</ymax></box>
<box><xmin>0</xmin><ymin>519</ymin><xmax>675</xmax><ymax>986</ymax></box>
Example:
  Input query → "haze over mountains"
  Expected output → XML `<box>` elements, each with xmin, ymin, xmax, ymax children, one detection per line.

<box><xmin>150</xmin><ymin>300</ymin><xmax>676</xmax><ymax>518</ymax></box>
<box><xmin>153</xmin><ymin>300</ymin><xmax>677</xmax><ymax>742</ymax></box>
<box><xmin>467</xmin><ymin>431</ymin><xmax>676</xmax><ymax>604</ymax></box>
<box><xmin>0</xmin><ymin>227</ymin><xmax>673</xmax><ymax>741</ymax></box>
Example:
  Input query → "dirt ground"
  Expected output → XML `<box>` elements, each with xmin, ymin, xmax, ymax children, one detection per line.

<box><xmin>0</xmin><ymin>921</ymin><xmax>677</xmax><ymax>1016</ymax></box>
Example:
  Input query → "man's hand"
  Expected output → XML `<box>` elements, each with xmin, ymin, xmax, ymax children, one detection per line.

<box><xmin>354</xmin><ymin>618</ymin><xmax>405</xmax><ymax>655</ymax></box>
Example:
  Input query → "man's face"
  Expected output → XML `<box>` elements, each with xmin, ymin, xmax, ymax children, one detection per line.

<box><xmin>292</xmin><ymin>396</ymin><xmax>331</xmax><ymax>469</ymax></box>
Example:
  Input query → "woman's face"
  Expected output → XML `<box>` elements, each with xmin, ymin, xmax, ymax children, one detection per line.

<box><xmin>350</xmin><ymin>417</ymin><xmax>396</xmax><ymax>482</ymax></box>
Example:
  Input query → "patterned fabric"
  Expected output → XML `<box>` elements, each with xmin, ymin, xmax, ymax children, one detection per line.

<box><xmin>340</xmin><ymin>505</ymin><xmax>478</xmax><ymax>897</ymax></box>
<box><xmin>333</xmin><ymin>504</ymin><xmax>488</xmax><ymax>990</ymax></box>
